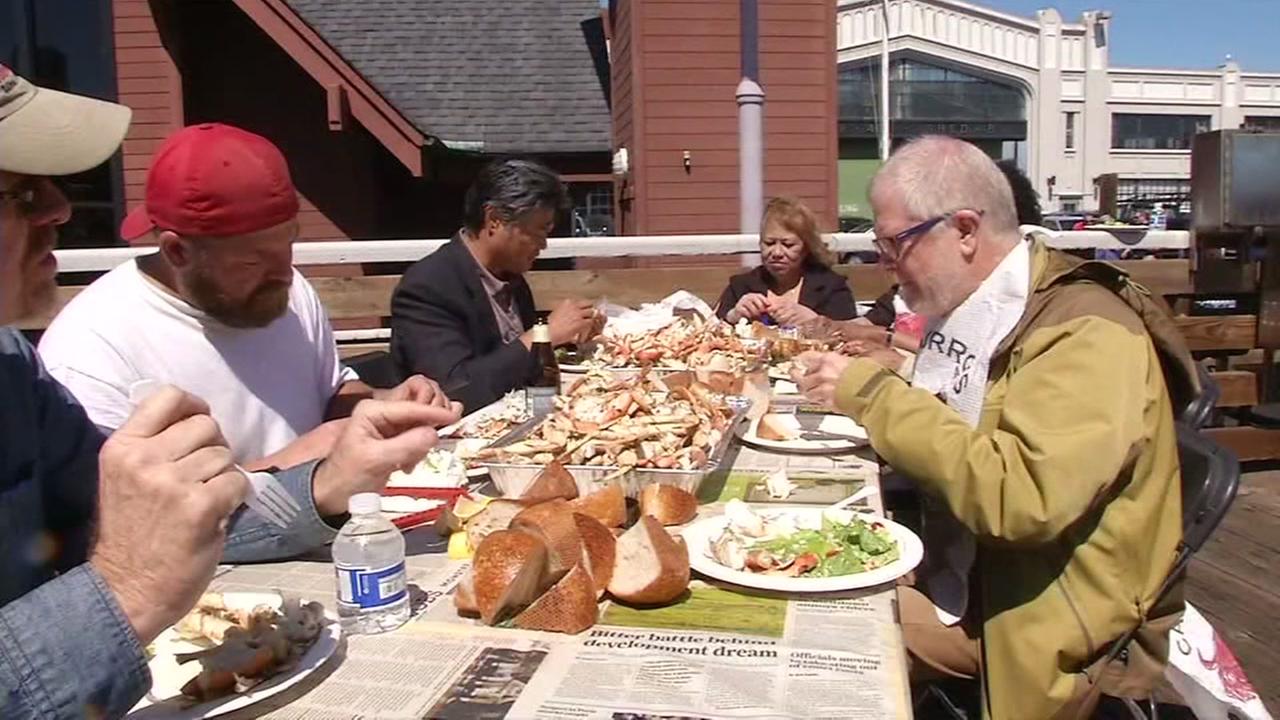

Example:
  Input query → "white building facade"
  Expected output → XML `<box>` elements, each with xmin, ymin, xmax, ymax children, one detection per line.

<box><xmin>834</xmin><ymin>0</ymin><xmax>1280</xmax><ymax>217</ymax></box>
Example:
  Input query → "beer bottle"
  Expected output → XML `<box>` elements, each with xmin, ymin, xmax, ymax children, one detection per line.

<box><xmin>528</xmin><ymin>321</ymin><xmax>559</xmax><ymax>415</ymax></box>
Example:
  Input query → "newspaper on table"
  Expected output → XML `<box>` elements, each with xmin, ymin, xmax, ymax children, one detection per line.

<box><xmin>208</xmin><ymin>559</ymin><xmax>908</xmax><ymax>720</ymax></box>
<box><xmin>206</xmin><ymin>462</ymin><xmax>908</xmax><ymax>720</ymax></box>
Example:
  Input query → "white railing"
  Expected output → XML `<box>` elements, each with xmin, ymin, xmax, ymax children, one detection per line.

<box><xmin>52</xmin><ymin>230</ymin><xmax>1190</xmax><ymax>274</ymax></box>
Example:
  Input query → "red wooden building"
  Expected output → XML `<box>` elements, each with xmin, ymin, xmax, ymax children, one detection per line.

<box><xmin>2</xmin><ymin>0</ymin><xmax>836</xmax><ymax>248</ymax></box>
<box><xmin>608</xmin><ymin>0</ymin><xmax>838</xmax><ymax>235</ymax></box>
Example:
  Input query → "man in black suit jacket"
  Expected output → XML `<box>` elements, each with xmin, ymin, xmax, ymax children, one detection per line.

<box><xmin>390</xmin><ymin>160</ymin><xmax>599</xmax><ymax>413</ymax></box>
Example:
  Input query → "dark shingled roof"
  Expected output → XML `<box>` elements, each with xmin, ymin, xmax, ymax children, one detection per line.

<box><xmin>285</xmin><ymin>0</ymin><xmax>611</xmax><ymax>154</ymax></box>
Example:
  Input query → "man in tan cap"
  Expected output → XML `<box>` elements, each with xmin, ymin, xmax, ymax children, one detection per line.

<box><xmin>0</xmin><ymin>66</ymin><xmax>458</xmax><ymax>719</ymax></box>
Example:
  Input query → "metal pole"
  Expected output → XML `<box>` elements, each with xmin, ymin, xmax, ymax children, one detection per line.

<box><xmin>880</xmin><ymin>0</ymin><xmax>891</xmax><ymax>160</ymax></box>
<box><xmin>738</xmin><ymin>0</ymin><xmax>765</xmax><ymax>265</ymax></box>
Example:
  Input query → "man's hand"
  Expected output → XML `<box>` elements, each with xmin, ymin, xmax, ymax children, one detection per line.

<box><xmin>858</xmin><ymin>348</ymin><xmax>908</xmax><ymax>373</ymax></box>
<box><xmin>834</xmin><ymin>321</ymin><xmax>892</xmax><ymax>348</ymax></box>
<box><xmin>375</xmin><ymin>374</ymin><xmax>457</xmax><ymax>413</ymax></box>
<box><xmin>726</xmin><ymin>293</ymin><xmax>769</xmax><ymax>323</ymax></box>
<box><xmin>768</xmin><ymin>299</ymin><xmax>818</xmax><ymax>327</ymax></box>
<box><xmin>312</xmin><ymin>400</ymin><xmax>463</xmax><ymax>516</ymax></box>
<box><xmin>91</xmin><ymin>387</ymin><xmax>249</xmax><ymax>645</ymax></box>
<box><xmin>546</xmin><ymin>298</ymin><xmax>599</xmax><ymax>346</ymax></box>
<box><xmin>792</xmin><ymin>350</ymin><xmax>853</xmax><ymax>409</ymax></box>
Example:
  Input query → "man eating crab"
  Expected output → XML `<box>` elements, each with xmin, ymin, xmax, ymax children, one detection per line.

<box><xmin>793</xmin><ymin>135</ymin><xmax>1194</xmax><ymax>719</ymax></box>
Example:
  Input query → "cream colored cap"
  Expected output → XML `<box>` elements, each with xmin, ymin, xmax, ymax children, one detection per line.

<box><xmin>0</xmin><ymin>64</ymin><xmax>132</xmax><ymax>176</ymax></box>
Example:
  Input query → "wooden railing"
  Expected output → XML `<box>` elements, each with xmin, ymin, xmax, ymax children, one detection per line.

<box><xmin>28</xmin><ymin>231</ymin><xmax>1279</xmax><ymax>460</ymax></box>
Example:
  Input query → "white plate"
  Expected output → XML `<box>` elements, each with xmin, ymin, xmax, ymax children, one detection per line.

<box><xmin>735</xmin><ymin>414</ymin><xmax>868</xmax><ymax>453</ymax></box>
<box><xmin>682</xmin><ymin>507</ymin><xmax>923</xmax><ymax>592</ymax></box>
<box><xmin>128</xmin><ymin>593</ymin><xmax>341</xmax><ymax>719</ymax></box>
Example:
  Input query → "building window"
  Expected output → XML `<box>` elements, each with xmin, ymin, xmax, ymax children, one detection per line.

<box><xmin>568</xmin><ymin>182</ymin><xmax>613</xmax><ymax>237</ymax></box>
<box><xmin>1243</xmin><ymin>116</ymin><xmax>1280</xmax><ymax>132</ymax></box>
<box><xmin>838</xmin><ymin>58</ymin><xmax>1027</xmax><ymax>141</ymax></box>
<box><xmin>1</xmin><ymin>0</ymin><xmax>122</xmax><ymax>249</ymax></box>
<box><xmin>1060</xmin><ymin>201</ymin><xmax>1080</xmax><ymax>213</ymax></box>
<box><xmin>1064</xmin><ymin>112</ymin><xmax>1076</xmax><ymax>150</ymax></box>
<box><xmin>1111</xmin><ymin>114</ymin><xmax>1210</xmax><ymax>150</ymax></box>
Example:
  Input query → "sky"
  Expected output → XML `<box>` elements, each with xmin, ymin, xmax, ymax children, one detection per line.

<box><xmin>957</xmin><ymin>0</ymin><xmax>1280</xmax><ymax>72</ymax></box>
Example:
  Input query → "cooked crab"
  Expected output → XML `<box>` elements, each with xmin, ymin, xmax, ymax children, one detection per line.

<box><xmin>473</xmin><ymin>370</ymin><xmax>732</xmax><ymax>471</ymax></box>
<box><xmin>590</xmin><ymin>315</ymin><xmax>759</xmax><ymax>373</ymax></box>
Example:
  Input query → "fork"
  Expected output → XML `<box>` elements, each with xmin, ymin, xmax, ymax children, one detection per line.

<box><xmin>128</xmin><ymin>380</ymin><xmax>300</xmax><ymax>529</ymax></box>
<box><xmin>826</xmin><ymin>485</ymin><xmax>880</xmax><ymax>512</ymax></box>
<box><xmin>798</xmin><ymin>428</ymin><xmax>867</xmax><ymax>443</ymax></box>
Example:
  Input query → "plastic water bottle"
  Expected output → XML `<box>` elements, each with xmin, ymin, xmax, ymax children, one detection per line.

<box><xmin>333</xmin><ymin>493</ymin><xmax>410</xmax><ymax>635</ymax></box>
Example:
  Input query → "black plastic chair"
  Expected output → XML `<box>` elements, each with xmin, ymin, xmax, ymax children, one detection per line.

<box><xmin>1178</xmin><ymin>364</ymin><xmax>1219</xmax><ymax>431</ymax></box>
<box><xmin>1095</xmin><ymin>424</ymin><xmax>1240</xmax><ymax>718</ymax></box>
<box><xmin>915</xmin><ymin>425</ymin><xmax>1241</xmax><ymax>720</ymax></box>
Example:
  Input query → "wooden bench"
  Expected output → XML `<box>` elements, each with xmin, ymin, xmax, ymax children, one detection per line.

<box><xmin>21</xmin><ymin>257</ymin><xmax>1280</xmax><ymax>461</ymax></box>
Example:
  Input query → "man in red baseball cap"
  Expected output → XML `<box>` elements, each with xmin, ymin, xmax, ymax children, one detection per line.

<box><xmin>40</xmin><ymin>122</ymin><xmax>455</xmax><ymax>471</ymax></box>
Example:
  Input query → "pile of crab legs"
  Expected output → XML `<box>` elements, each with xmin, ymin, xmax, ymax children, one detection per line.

<box><xmin>473</xmin><ymin>369</ymin><xmax>734</xmax><ymax>477</ymax></box>
<box><xmin>593</xmin><ymin>315</ymin><xmax>756</xmax><ymax>371</ymax></box>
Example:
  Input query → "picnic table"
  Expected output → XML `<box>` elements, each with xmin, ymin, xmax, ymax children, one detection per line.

<box><xmin>204</xmin><ymin>438</ymin><xmax>914</xmax><ymax>719</ymax></box>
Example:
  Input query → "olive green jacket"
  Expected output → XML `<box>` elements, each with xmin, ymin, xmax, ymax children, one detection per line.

<box><xmin>835</xmin><ymin>240</ymin><xmax>1191</xmax><ymax>719</ymax></box>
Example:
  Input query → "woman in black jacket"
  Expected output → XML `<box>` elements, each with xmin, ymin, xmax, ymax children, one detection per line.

<box><xmin>714</xmin><ymin>196</ymin><xmax>856</xmax><ymax>326</ymax></box>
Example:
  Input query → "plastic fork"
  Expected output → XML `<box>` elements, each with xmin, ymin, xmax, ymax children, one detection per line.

<box><xmin>128</xmin><ymin>380</ymin><xmax>300</xmax><ymax>529</ymax></box>
<box><xmin>825</xmin><ymin>485</ymin><xmax>880</xmax><ymax>512</ymax></box>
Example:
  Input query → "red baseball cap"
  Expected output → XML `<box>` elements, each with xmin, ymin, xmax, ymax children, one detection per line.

<box><xmin>121</xmin><ymin>123</ymin><xmax>300</xmax><ymax>242</ymax></box>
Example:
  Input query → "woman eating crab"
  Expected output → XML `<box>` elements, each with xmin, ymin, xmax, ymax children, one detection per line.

<box><xmin>714</xmin><ymin>197</ymin><xmax>859</xmax><ymax>328</ymax></box>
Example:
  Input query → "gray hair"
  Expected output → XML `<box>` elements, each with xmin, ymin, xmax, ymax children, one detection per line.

<box><xmin>462</xmin><ymin>158</ymin><xmax>569</xmax><ymax>232</ymax></box>
<box><xmin>868</xmin><ymin>135</ymin><xmax>1019</xmax><ymax>236</ymax></box>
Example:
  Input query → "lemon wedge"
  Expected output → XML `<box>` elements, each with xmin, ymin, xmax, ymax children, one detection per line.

<box><xmin>447</xmin><ymin>530</ymin><xmax>473</xmax><ymax>560</ymax></box>
<box><xmin>452</xmin><ymin>494</ymin><xmax>492</xmax><ymax>520</ymax></box>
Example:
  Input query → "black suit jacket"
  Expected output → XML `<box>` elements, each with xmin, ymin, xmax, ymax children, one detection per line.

<box><xmin>390</xmin><ymin>235</ymin><xmax>540</xmax><ymax>413</ymax></box>
<box><xmin>714</xmin><ymin>263</ymin><xmax>858</xmax><ymax>322</ymax></box>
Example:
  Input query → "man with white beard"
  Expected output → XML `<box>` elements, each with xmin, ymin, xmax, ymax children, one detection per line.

<box><xmin>796</xmin><ymin>135</ymin><xmax>1194</xmax><ymax>719</ymax></box>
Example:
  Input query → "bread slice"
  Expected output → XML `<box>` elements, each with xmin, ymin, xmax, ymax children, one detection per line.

<box><xmin>463</xmin><ymin>499</ymin><xmax>527</xmax><ymax>552</ymax></box>
<box><xmin>756</xmin><ymin>413</ymin><xmax>799</xmax><ymax>441</ymax></box>
<box><xmin>513</xmin><ymin>564</ymin><xmax>598</xmax><ymax>634</ymax></box>
<box><xmin>521</xmin><ymin>460</ymin><xmax>579</xmax><ymax>502</ymax></box>
<box><xmin>607</xmin><ymin>516</ymin><xmax>691</xmax><ymax>605</ymax></box>
<box><xmin>471</xmin><ymin>529</ymin><xmax>552</xmax><ymax>625</ymax></box>
<box><xmin>511</xmin><ymin>499</ymin><xmax>582</xmax><ymax>577</ymax></box>
<box><xmin>567</xmin><ymin>482</ymin><xmax>626</xmax><ymax>528</ymax></box>
<box><xmin>572</xmin><ymin>512</ymin><xmax>616</xmax><ymax>597</ymax></box>
<box><xmin>638</xmin><ymin>484</ymin><xmax>698</xmax><ymax>526</ymax></box>
<box><xmin>453</xmin><ymin>574</ymin><xmax>479</xmax><ymax>616</ymax></box>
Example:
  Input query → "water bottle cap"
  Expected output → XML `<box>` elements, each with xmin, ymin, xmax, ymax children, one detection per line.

<box><xmin>348</xmin><ymin>492</ymin><xmax>381</xmax><ymax>515</ymax></box>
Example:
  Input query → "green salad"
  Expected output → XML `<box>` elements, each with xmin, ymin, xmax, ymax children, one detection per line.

<box><xmin>750</xmin><ymin>515</ymin><xmax>899</xmax><ymax>577</ymax></box>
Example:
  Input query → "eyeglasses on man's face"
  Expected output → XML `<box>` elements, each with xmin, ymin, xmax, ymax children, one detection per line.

<box><xmin>0</xmin><ymin>187</ymin><xmax>37</xmax><ymax>213</ymax></box>
<box><xmin>0</xmin><ymin>177</ymin><xmax>67</xmax><ymax>218</ymax></box>
<box><xmin>872</xmin><ymin>209</ymin><xmax>984</xmax><ymax>261</ymax></box>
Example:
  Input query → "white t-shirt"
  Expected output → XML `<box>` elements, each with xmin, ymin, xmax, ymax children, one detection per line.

<box><xmin>38</xmin><ymin>261</ymin><xmax>358</xmax><ymax>464</ymax></box>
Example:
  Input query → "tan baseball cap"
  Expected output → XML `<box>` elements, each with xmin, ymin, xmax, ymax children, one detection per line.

<box><xmin>0</xmin><ymin>64</ymin><xmax>132</xmax><ymax>176</ymax></box>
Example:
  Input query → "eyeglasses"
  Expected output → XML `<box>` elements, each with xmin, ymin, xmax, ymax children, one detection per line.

<box><xmin>872</xmin><ymin>209</ymin><xmax>984</xmax><ymax>261</ymax></box>
<box><xmin>0</xmin><ymin>188</ymin><xmax>36</xmax><ymax>213</ymax></box>
<box><xmin>0</xmin><ymin>179</ymin><xmax>66</xmax><ymax>217</ymax></box>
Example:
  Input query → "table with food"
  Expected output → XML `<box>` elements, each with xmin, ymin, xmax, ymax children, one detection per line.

<box><xmin>125</xmin><ymin>300</ymin><xmax>918</xmax><ymax>720</ymax></box>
